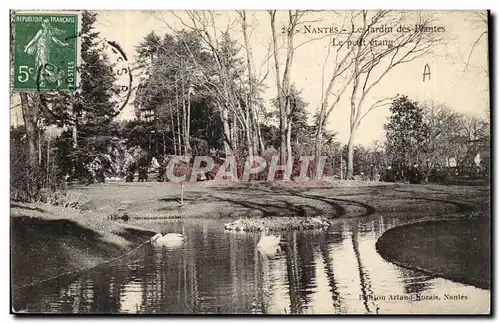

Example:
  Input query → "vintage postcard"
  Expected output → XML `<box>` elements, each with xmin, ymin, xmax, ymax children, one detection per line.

<box><xmin>10</xmin><ymin>9</ymin><xmax>490</xmax><ymax>315</ymax></box>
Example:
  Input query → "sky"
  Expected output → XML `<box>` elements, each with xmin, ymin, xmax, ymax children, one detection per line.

<box><xmin>11</xmin><ymin>10</ymin><xmax>489</xmax><ymax>147</ymax></box>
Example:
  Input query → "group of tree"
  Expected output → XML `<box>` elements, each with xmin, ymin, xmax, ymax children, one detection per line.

<box><xmin>134</xmin><ymin>10</ymin><xmax>444</xmax><ymax>179</ymax></box>
<box><xmin>11</xmin><ymin>10</ymin><xmax>126</xmax><ymax>200</ymax></box>
<box><xmin>10</xmin><ymin>10</ymin><xmax>490</xmax><ymax>202</ymax></box>
<box><xmin>133</xmin><ymin>12</ymin><xmax>344</xmax><ymax>165</ymax></box>
<box><xmin>384</xmin><ymin>95</ymin><xmax>490</xmax><ymax>182</ymax></box>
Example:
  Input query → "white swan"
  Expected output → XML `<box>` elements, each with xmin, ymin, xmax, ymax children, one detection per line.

<box><xmin>151</xmin><ymin>231</ymin><xmax>185</xmax><ymax>248</ymax></box>
<box><xmin>257</xmin><ymin>227</ymin><xmax>281</xmax><ymax>254</ymax></box>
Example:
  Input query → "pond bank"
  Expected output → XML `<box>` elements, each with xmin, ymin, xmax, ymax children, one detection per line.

<box><xmin>11</xmin><ymin>181</ymin><xmax>490</xmax><ymax>297</ymax></box>
<box><xmin>375</xmin><ymin>217</ymin><xmax>490</xmax><ymax>290</ymax></box>
<box><xmin>10</xmin><ymin>202</ymin><xmax>155</xmax><ymax>294</ymax></box>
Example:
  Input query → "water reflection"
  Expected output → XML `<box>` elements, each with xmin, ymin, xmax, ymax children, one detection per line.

<box><xmin>13</xmin><ymin>214</ymin><xmax>490</xmax><ymax>314</ymax></box>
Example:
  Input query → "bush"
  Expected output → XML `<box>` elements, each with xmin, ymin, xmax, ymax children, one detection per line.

<box><xmin>10</xmin><ymin>129</ymin><xmax>67</xmax><ymax>203</ymax></box>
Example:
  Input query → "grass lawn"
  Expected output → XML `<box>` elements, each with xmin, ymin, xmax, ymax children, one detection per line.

<box><xmin>376</xmin><ymin>217</ymin><xmax>490</xmax><ymax>289</ymax></box>
<box><xmin>70</xmin><ymin>180</ymin><xmax>490</xmax><ymax>224</ymax></box>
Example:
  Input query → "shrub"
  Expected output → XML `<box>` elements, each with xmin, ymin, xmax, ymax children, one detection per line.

<box><xmin>10</xmin><ymin>129</ymin><xmax>67</xmax><ymax>203</ymax></box>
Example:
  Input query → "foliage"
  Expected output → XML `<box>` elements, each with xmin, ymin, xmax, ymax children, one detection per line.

<box><xmin>384</xmin><ymin>96</ymin><xmax>428</xmax><ymax>179</ymax></box>
<box><xmin>79</xmin><ymin>10</ymin><xmax>119</xmax><ymax>123</ymax></box>
<box><xmin>134</xmin><ymin>31</ymin><xmax>220</xmax><ymax>156</ymax></box>
<box><xmin>68</xmin><ymin>10</ymin><xmax>121</xmax><ymax>183</ymax></box>
<box><xmin>10</xmin><ymin>126</ymin><xmax>66</xmax><ymax>202</ymax></box>
<box><xmin>384</xmin><ymin>96</ymin><xmax>490</xmax><ymax>182</ymax></box>
<box><xmin>419</xmin><ymin>103</ymin><xmax>461</xmax><ymax>180</ymax></box>
<box><xmin>452</xmin><ymin>113</ymin><xmax>490</xmax><ymax>175</ymax></box>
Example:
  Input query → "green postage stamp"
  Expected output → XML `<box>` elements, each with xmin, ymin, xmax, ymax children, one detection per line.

<box><xmin>13</xmin><ymin>13</ymin><xmax>78</xmax><ymax>91</ymax></box>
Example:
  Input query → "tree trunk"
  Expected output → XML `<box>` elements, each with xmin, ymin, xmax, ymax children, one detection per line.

<box><xmin>231</xmin><ymin>114</ymin><xmax>238</xmax><ymax>155</ymax></box>
<box><xmin>162</xmin><ymin>132</ymin><xmax>166</xmax><ymax>156</ymax></box>
<box><xmin>270</xmin><ymin>11</ymin><xmax>298</xmax><ymax>177</ymax></box>
<box><xmin>175</xmin><ymin>82</ymin><xmax>182</xmax><ymax>156</ymax></box>
<box><xmin>347</xmin><ymin>132</ymin><xmax>355</xmax><ymax>179</ymax></box>
<box><xmin>38</xmin><ymin>128</ymin><xmax>42</xmax><ymax>166</ymax></box>
<box><xmin>281</xmin><ymin>12</ymin><xmax>298</xmax><ymax>174</ymax></box>
<box><xmin>314</xmin><ymin>117</ymin><xmax>323</xmax><ymax>160</ymax></box>
<box><xmin>256</xmin><ymin>121</ymin><xmax>265</xmax><ymax>153</ymax></box>
<box><xmin>252</xmin><ymin>122</ymin><xmax>259</xmax><ymax>155</ymax></box>
<box><xmin>286</xmin><ymin>118</ymin><xmax>292</xmax><ymax>176</ymax></box>
<box><xmin>279</xmin><ymin>125</ymin><xmax>287</xmax><ymax>166</ymax></box>
<box><xmin>340</xmin><ymin>158</ymin><xmax>344</xmax><ymax>180</ymax></box>
<box><xmin>170</xmin><ymin>104</ymin><xmax>177</xmax><ymax>155</ymax></box>
<box><xmin>241</xmin><ymin>11</ymin><xmax>258</xmax><ymax>156</ymax></box>
<box><xmin>347</xmin><ymin>32</ymin><xmax>363</xmax><ymax>181</ymax></box>
<box><xmin>20</xmin><ymin>92</ymin><xmax>38</xmax><ymax>169</ymax></box>
<box><xmin>314</xmin><ymin>114</ymin><xmax>324</xmax><ymax>178</ymax></box>
<box><xmin>181</xmin><ymin>82</ymin><xmax>187</xmax><ymax>155</ymax></box>
<box><xmin>269</xmin><ymin>11</ymin><xmax>287</xmax><ymax>167</ymax></box>
<box><xmin>245</xmin><ymin>125</ymin><xmax>253</xmax><ymax>157</ymax></box>
<box><xmin>221</xmin><ymin>105</ymin><xmax>233</xmax><ymax>156</ymax></box>
<box><xmin>46</xmin><ymin>137</ymin><xmax>50</xmax><ymax>185</ymax></box>
<box><xmin>252</xmin><ymin>107</ymin><xmax>264</xmax><ymax>154</ymax></box>
<box><xmin>72</xmin><ymin>119</ymin><xmax>78</xmax><ymax>149</ymax></box>
<box><xmin>244</xmin><ymin>104</ymin><xmax>253</xmax><ymax>157</ymax></box>
<box><xmin>177</xmin><ymin>108</ymin><xmax>182</xmax><ymax>156</ymax></box>
<box><xmin>184</xmin><ymin>86</ymin><xmax>192</xmax><ymax>156</ymax></box>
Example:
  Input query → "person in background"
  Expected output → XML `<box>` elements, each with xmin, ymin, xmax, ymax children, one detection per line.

<box><xmin>409</xmin><ymin>163</ymin><xmax>421</xmax><ymax>184</ymax></box>
<box><xmin>137</xmin><ymin>153</ymin><xmax>151</xmax><ymax>182</ymax></box>
<box><xmin>385</xmin><ymin>165</ymin><xmax>395</xmax><ymax>182</ymax></box>
<box><xmin>157</xmin><ymin>155</ymin><xmax>166</xmax><ymax>182</ymax></box>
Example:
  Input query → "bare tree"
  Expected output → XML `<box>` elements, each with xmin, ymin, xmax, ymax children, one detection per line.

<box><xmin>453</xmin><ymin>112</ymin><xmax>489</xmax><ymax>173</ymax></box>
<box><xmin>162</xmin><ymin>11</ymin><xmax>263</xmax><ymax>157</ymax></box>
<box><xmin>269</xmin><ymin>10</ymin><xmax>311</xmax><ymax>175</ymax></box>
<box><xmin>346</xmin><ymin>11</ymin><xmax>442</xmax><ymax>178</ymax></box>
<box><xmin>314</xmin><ymin>11</ymin><xmax>359</xmax><ymax>163</ymax></box>
<box><xmin>420</xmin><ymin>102</ymin><xmax>460</xmax><ymax>181</ymax></box>
<box><xmin>135</xmin><ymin>40</ymin><xmax>195</xmax><ymax>157</ymax></box>
<box><xmin>238</xmin><ymin>10</ymin><xmax>265</xmax><ymax>155</ymax></box>
<box><xmin>462</xmin><ymin>11</ymin><xmax>488</xmax><ymax>76</ymax></box>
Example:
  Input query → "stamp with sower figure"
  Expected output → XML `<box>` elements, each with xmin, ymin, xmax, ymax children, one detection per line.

<box><xmin>13</xmin><ymin>11</ymin><xmax>132</xmax><ymax>115</ymax></box>
<box><xmin>14</xmin><ymin>13</ymin><xmax>78</xmax><ymax>91</ymax></box>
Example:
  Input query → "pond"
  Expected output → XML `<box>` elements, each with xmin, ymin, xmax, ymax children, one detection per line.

<box><xmin>13</xmin><ymin>213</ymin><xmax>489</xmax><ymax>314</ymax></box>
